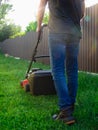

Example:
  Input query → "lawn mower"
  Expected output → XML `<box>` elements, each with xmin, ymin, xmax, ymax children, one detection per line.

<box><xmin>20</xmin><ymin>24</ymin><xmax>56</xmax><ymax>95</ymax></box>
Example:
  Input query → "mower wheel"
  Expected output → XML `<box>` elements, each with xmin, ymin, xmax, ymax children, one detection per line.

<box><xmin>24</xmin><ymin>84</ymin><xmax>30</xmax><ymax>92</ymax></box>
<box><xmin>20</xmin><ymin>80</ymin><xmax>23</xmax><ymax>87</ymax></box>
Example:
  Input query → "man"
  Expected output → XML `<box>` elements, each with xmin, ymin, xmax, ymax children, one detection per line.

<box><xmin>36</xmin><ymin>0</ymin><xmax>85</xmax><ymax>125</ymax></box>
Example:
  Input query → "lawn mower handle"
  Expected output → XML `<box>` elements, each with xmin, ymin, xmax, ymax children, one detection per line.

<box><xmin>25</xmin><ymin>24</ymin><xmax>48</xmax><ymax>78</ymax></box>
<box><xmin>37</xmin><ymin>24</ymin><xmax>47</xmax><ymax>43</ymax></box>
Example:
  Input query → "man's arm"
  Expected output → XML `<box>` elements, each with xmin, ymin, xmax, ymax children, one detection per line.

<box><xmin>36</xmin><ymin>0</ymin><xmax>48</xmax><ymax>32</ymax></box>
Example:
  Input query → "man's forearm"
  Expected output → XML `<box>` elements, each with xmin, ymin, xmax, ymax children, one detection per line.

<box><xmin>37</xmin><ymin>7</ymin><xmax>45</xmax><ymax>31</ymax></box>
<box><xmin>36</xmin><ymin>0</ymin><xmax>47</xmax><ymax>31</ymax></box>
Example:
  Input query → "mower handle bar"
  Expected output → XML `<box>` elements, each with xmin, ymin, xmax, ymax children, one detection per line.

<box><xmin>25</xmin><ymin>24</ymin><xmax>48</xmax><ymax>78</ymax></box>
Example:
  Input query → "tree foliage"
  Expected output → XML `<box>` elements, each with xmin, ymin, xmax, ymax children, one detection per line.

<box><xmin>0</xmin><ymin>24</ymin><xmax>22</xmax><ymax>41</ymax></box>
<box><xmin>25</xmin><ymin>21</ymin><xmax>37</xmax><ymax>32</ymax></box>
<box><xmin>42</xmin><ymin>13</ymin><xmax>49</xmax><ymax>24</ymax></box>
<box><xmin>0</xmin><ymin>2</ymin><xmax>12</xmax><ymax>26</ymax></box>
<box><xmin>0</xmin><ymin>1</ymin><xmax>24</xmax><ymax>41</ymax></box>
<box><xmin>25</xmin><ymin>13</ymin><xmax>49</xmax><ymax>32</ymax></box>
<box><xmin>0</xmin><ymin>0</ymin><xmax>8</xmax><ymax>6</ymax></box>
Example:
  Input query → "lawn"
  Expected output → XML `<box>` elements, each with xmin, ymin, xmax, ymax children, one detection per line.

<box><xmin>0</xmin><ymin>52</ymin><xmax>98</xmax><ymax>130</ymax></box>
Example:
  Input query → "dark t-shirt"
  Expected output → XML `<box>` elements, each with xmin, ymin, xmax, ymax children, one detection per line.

<box><xmin>48</xmin><ymin>0</ymin><xmax>84</xmax><ymax>38</ymax></box>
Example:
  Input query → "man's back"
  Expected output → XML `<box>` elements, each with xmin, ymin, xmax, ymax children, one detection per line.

<box><xmin>48</xmin><ymin>0</ymin><xmax>85</xmax><ymax>37</ymax></box>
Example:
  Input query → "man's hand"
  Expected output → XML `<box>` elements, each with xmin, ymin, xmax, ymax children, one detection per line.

<box><xmin>36</xmin><ymin>26</ymin><xmax>41</xmax><ymax>32</ymax></box>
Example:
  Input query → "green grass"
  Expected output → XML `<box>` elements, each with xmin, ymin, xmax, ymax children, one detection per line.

<box><xmin>0</xmin><ymin>52</ymin><xmax>98</xmax><ymax>130</ymax></box>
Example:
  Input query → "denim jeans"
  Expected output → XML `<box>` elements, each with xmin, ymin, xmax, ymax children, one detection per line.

<box><xmin>48</xmin><ymin>33</ymin><xmax>80</xmax><ymax>110</ymax></box>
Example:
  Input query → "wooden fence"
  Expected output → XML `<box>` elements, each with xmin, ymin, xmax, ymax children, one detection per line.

<box><xmin>79</xmin><ymin>4</ymin><xmax>98</xmax><ymax>73</ymax></box>
<box><xmin>0</xmin><ymin>27</ymin><xmax>50</xmax><ymax>64</ymax></box>
<box><xmin>0</xmin><ymin>4</ymin><xmax>98</xmax><ymax>73</ymax></box>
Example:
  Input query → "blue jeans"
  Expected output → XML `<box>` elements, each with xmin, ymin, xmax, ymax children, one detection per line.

<box><xmin>48</xmin><ymin>33</ymin><xmax>80</xmax><ymax>110</ymax></box>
